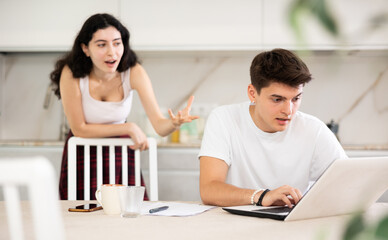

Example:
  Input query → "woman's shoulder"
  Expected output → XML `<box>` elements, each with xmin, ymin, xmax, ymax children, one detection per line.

<box><xmin>61</xmin><ymin>65</ymin><xmax>77</xmax><ymax>80</ymax></box>
<box><xmin>130</xmin><ymin>63</ymin><xmax>145</xmax><ymax>75</ymax></box>
<box><xmin>59</xmin><ymin>65</ymin><xmax>81</xmax><ymax>90</ymax></box>
<box><xmin>129</xmin><ymin>63</ymin><xmax>149</xmax><ymax>88</ymax></box>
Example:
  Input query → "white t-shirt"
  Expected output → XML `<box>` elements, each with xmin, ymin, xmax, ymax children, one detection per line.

<box><xmin>79</xmin><ymin>69</ymin><xmax>133</xmax><ymax>124</ymax></box>
<box><xmin>198</xmin><ymin>101</ymin><xmax>347</xmax><ymax>193</ymax></box>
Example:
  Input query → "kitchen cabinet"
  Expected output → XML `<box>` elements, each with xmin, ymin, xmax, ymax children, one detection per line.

<box><xmin>262</xmin><ymin>0</ymin><xmax>388</xmax><ymax>50</ymax></box>
<box><xmin>1</xmin><ymin>0</ymin><xmax>387</xmax><ymax>52</ymax></box>
<box><xmin>330</xmin><ymin>0</ymin><xmax>388</xmax><ymax>47</ymax></box>
<box><xmin>262</xmin><ymin>0</ymin><xmax>337</xmax><ymax>48</ymax></box>
<box><xmin>0</xmin><ymin>0</ymin><xmax>119</xmax><ymax>52</ymax></box>
<box><xmin>120</xmin><ymin>0</ymin><xmax>262</xmax><ymax>51</ymax></box>
<box><xmin>141</xmin><ymin>147</ymin><xmax>200</xmax><ymax>201</ymax></box>
<box><xmin>0</xmin><ymin>0</ymin><xmax>262</xmax><ymax>52</ymax></box>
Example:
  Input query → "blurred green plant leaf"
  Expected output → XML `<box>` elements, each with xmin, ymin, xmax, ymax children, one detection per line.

<box><xmin>289</xmin><ymin>0</ymin><xmax>339</xmax><ymax>43</ymax></box>
<box><xmin>343</xmin><ymin>213</ymin><xmax>365</xmax><ymax>240</ymax></box>
<box><xmin>289</xmin><ymin>0</ymin><xmax>305</xmax><ymax>43</ymax></box>
<box><xmin>309</xmin><ymin>0</ymin><xmax>338</xmax><ymax>35</ymax></box>
<box><xmin>375</xmin><ymin>215</ymin><xmax>388</xmax><ymax>239</ymax></box>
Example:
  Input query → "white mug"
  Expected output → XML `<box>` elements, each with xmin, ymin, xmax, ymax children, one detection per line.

<box><xmin>95</xmin><ymin>184</ymin><xmax>125</xmax><ymax>215</ymax></box>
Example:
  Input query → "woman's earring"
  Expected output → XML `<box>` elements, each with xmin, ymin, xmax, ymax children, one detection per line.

<box><xmin>250</xmin><ymin>101</ymin><xmax>256</xmax><ymax>106</ymax></box>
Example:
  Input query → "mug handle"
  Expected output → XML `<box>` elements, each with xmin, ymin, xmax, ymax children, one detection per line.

<box><xmin>95</xmin><ymin>189</ymin><xmax>102</xmax><ymax>206</ymax></box>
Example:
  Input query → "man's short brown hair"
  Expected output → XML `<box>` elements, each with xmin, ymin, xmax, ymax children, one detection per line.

<box><xmin>250</xmin><ymin>48</ymin><xmax>312</xmax><ymax>93</ymax></box>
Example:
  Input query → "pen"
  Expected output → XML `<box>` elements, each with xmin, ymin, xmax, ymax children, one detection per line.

<box><xmin>149</xmin><ymin>206</ymin><xmax>169</xmax><ymax>213</ymax></box>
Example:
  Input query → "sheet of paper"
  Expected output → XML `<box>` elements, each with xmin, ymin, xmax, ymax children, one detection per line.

<box><xmin>141</xmin><ymin>202</ymin><xmax>215</xmax><ymax>217</ymax></box>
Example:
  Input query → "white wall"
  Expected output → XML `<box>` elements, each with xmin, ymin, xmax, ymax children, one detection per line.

<box><xmin>0</xmin><ymin>0</ymin><xmax>387</xmax><ymax>145</ymax></box>
<box><xmin>0</xmin><ymin>50</ymin><xmax>387</xmax><ymax>145</ymax></box>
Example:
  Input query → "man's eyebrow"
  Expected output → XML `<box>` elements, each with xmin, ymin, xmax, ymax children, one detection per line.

<box><xmin>270</xmin><ymin>92</ymin><xmax>303</xmax><ymax>99</ymax></box>
<box><xmin>271</xmin><ymin>94</ymin><xmax>286</xmax><ymax>99</ymax></box>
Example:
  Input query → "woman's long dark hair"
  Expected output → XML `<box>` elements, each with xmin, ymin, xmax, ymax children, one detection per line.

<box><xmin>50</xmin><ymin>13</ymin><xmax>138</xmax><ymax>99</ymax></box>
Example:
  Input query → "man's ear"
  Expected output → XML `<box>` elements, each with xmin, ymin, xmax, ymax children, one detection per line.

<box><xmin>247</xmin><ymin>84</ymin><xmax>257</xmax><ymax>103</ymax></box>
<box><xmin>81</xmin><ymin>43</ymin><xmax>89</xmax><ymax>57</ymax></box>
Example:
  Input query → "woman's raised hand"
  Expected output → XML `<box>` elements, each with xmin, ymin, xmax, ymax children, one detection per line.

<box><xmin>168</xmin><ymin>96</ymin><xmax>199</xmax><ymax>128</ymax></box>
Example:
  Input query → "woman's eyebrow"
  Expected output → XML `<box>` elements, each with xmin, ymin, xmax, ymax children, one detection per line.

<box><xmin>94</xmin><ymin>39</ymin><xmax>107</xmax><ymax>44</ymax></box>
<box><xmin>94</xmin><ymin>38</ymin><xmax>122</xmax><ymax>43</ymax></box>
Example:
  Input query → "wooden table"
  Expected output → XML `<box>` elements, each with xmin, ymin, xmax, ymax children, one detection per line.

<box><xmin>1</xmin><ymin>201</ymin><xmax>388</xmax><ymax>240</ymax></box>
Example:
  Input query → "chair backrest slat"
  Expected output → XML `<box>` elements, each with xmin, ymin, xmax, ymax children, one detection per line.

<box><xmin>84</xmin><ymin>144</ymin><xmax>90</xmax><ymax>200</ymax></box>
<box><xmin>148</xmin><ymin>138</ymin><xmax>158</xmax><ymax>200</ymax></box>
<box><xmin>122</xmin><ymin>145</ymin><xmax>128</xmax><ymax>185</ymax></box>
<box><xmin>135</xmin><ymin>149</ymin><xmax>141</xmax><ymax>186</ymax></box>
<box><xmin>97</xmin><ymin>145</ymin><xmax>103</xmax><ymax>191</ymax></box>
<box><xmin>67</xmin><ymin>137</ymin><xmax>158</xmax><ymax>201</ymax></box>
<box><xmin>68</xmin><ymin>141</ymin><xmax>77</xmax><ymax>200</ymax></box>
<box><xmin>109</xmin><ymin>145</ymin><xmax>115</xmax><ymax>184</ymax></box>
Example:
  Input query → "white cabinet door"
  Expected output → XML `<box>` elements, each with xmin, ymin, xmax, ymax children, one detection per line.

<box><xmin>119</xmin><ymin>0</ymin><xmax>262</xmax><ymax>50</ymax></box>
<box><xmin>262</xmin><ymin>0</ymin><xmax>388</xmax><ymax>49</ymax></box>
<box><xmin>330</xmin><ymin>0</ymin><xmax>388</xmax><ymax>47</ymax></box>
<box><xmin>0</xmin><ymin>0</ymin><xmax>119</xmax><ymax>51</ymax></box>
<box><xmin>141</xmin><ymin>147</ymin><xmax>200</xmax><ymax>201</ymax></box>
<box><xmin>262</xmin><ymin>0</ymin><xmax>339</xmax><ymax>48</ymax></box>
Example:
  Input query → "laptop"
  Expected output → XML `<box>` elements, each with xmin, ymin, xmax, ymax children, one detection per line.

<box><xmin>223</xmin><ymin>157</ymin><xmax>388</xmax><ymax>221</ymax></box>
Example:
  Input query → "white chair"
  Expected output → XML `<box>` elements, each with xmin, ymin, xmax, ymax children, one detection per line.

<box><xmin>0</xmin><ymin>156</ymin><xmax>65</xmax><ymax>240</ymax></box>
<box><xmin>67</xmin><ymin>137</ymin><xmax>158</xmax><ymax>201</ymax></box>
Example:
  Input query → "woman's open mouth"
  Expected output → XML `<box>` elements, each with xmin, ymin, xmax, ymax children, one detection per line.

<box><xmin>105</xmin><ymin>60</ymin><xmax>117</xmax><ymax>67</ymax></box>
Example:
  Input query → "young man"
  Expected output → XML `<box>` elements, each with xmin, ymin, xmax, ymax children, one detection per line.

<box><xmin>199</xmin><ymin>48</ymin><xmax>347</xmax><ymax>207</ymax></box>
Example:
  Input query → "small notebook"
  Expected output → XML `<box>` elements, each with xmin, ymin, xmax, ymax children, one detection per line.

<box><xmin>141</xmin><ymin>202</ymin><xmax>215</xmax><ymax>217</ymax></box>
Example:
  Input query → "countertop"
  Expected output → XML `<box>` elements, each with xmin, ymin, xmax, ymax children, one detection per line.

<box><xmin>1</xmin><ymin>140</ymin><xmax>388</xmax><ymax>150</ymax></box>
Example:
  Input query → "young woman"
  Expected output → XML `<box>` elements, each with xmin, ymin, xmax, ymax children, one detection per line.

<box><xmin>50</xmin><ymin>13</ymin><xmax>198</xmax><ymax>200</ymax></box>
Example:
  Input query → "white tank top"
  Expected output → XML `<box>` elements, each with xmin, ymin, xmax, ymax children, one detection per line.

<box><xmin>79</xmin><ymin>69</ymin><xmax>133</xmax><ymax>124</ymax></box>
